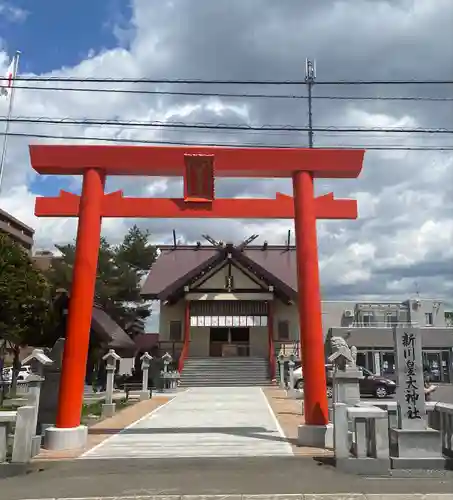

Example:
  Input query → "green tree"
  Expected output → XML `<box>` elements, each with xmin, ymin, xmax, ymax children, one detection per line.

<box><xmin>46</xmin><ymin>225</ymin><xmax>157</xmax><ymax>331</ymax></box>
<box><xmin>0</xmin><ymin>233</ymin><xmax>53</xmax><ymax>398</ymax></box>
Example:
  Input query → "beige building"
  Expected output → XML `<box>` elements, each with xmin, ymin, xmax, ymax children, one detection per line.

<box><xmin>0</xmin><ymin>207</ymin><xmax>34</xmax><ymax>252</ymax></box>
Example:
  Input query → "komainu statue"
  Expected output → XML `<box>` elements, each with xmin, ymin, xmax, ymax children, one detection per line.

<box><xmin>329</xmin><ymin>336</ymin><xmax>357</xmax><ymax>369</ymax></box>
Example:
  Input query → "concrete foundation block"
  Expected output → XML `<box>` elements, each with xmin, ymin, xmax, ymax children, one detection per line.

<box><xmin>391</xmin><ymin>456</ymin><xmax>448</xmax><ymax>470</ymax></box>
<box><xmin>43</xmin><ymin>425</ymin><xmax>88</xmax><ymax>451</ymax></box>
<box><xmin>101</xmin><ymin>403</ymin><xmax>116</xmax><ymax>419</ymax></box>
<box><xmin>298</xmin><ymin>423</ymin><xmax>334</xmax><ymax>449</ymax></box>
<box><xmin>139</xmin><ymin>390</ymin><xmax>150</xmax><ymax>401</ymax></box>
<box><xmin>390</xmin><ymin>427</ymin><xmax>442</xmax><ymax>458</ymax></box>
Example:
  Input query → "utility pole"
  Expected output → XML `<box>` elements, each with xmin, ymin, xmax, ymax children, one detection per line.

<box><xmin>305</xmin><ymin>58</ymin><xmax>316</xmax><ymax>148</ymax></box>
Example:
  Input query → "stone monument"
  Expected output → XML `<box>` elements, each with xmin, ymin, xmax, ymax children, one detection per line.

<box><xmin>37</xmin><ymin>338</ymin><xmax>65</xmax><ymax>433</ymax></box>
<box><xmin>390</xmin><ymin>326</ymin><xmax>444</xmax><ymax>469</ymax></box>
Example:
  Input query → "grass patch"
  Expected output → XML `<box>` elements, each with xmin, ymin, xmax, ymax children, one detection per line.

<box><xmin>81</xmin><ymin>398</ymin><xmax>133</xmax><ymax>424</ymax></box>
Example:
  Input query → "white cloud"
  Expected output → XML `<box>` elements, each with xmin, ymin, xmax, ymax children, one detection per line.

<box><xmin>0</xmin><ymin>0</ymin><xmax>451</xmax><ymax>308</ymax></box>
<box><xmin>0</xmin><ymin>2</ymin><xmax>28</xmax><ymax>23</ymax></box>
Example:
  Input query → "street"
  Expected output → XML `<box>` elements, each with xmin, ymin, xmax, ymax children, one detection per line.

<box><xmin>1</xmin><ymin>456</ymin><xmax>453</xmax><ymax>500</ymax></box>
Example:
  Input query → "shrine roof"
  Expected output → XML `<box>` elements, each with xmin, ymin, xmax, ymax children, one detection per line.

<box><xmin>140</xmin><ymin>244</ymin><xmax>298</xmax><ymax>301</ymax></box>
<box><xmin>91</xmin><ymin>307</ymin><xmax>137</xmax><ymax>354</ymax></box>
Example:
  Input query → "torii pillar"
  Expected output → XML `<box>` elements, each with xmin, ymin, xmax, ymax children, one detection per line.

<box><xmin>30</xmin><ymin>145</ymin><xmax>364</xmax><ymax>451</ymax></box>
<box><xmin>293</xmin><ymin>169</ymin><xmax>331</xmax><ymax>447</ymax></box>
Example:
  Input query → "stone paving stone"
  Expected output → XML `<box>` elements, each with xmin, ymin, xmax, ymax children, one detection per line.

<box><xmin>79</xmin><ymin>387</ymin><xmax>294</xmax><ymax>459</ymax></box>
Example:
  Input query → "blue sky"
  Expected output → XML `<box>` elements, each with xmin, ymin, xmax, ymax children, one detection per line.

<box><xmin>0</xmin><ymin>0</ymin><xmax>132</xmax><ymax>73</ymax></box>
<box><xmin>1</xmin><ymin>0</ymin><xmax>133</xmax><ymax>196</ymax></box>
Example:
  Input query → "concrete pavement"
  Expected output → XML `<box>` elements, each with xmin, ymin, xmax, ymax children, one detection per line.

<box><xmin>81</xmin><ymin>387</ymin><xmax>293</xmax><ymax>459</ymax></box>
<box><xmin>2</xmin><ymin>456</ymin><xmax>453</xmax><ymax>499</ymax></box>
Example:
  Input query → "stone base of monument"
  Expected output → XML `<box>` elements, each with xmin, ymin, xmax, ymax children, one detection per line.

<box><xmin>139</xmin><ymin>390</ymin><xmax>150</xmax><ymax>401</ymax></box>
<box><xmin>101</xmin><ymin>403</ymin><xmax>116</xmax><ymax>419</ymax></box>
<box><xmin>43</xmin><ymin>425</ymin><xmax>88</xmax><ymax>451</ymax></box>
<box><xmin>390</xmin><ymin>427</ymin><xmax>446</xmax><ymax>469</ymax></box>
<box><xmin>298</xmin><ymin>423</ymin><xmax>334</xmax><ymax>448</ymax></box>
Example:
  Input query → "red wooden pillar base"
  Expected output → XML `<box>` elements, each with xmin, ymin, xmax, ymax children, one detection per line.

<box><xmin>292</xmin><ymin>170</ymin><xmax>329</xmax><ymax>427</ymax></box>
<box><xmin>56</xmin><ymin>168</ymin><xmax>105</xmax><ymax>429</ymax></box>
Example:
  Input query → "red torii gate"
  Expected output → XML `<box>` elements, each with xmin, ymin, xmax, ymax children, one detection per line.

<box><xmin>30</xmin><ymin>144</ymin><xmax>364</xmax><ymax>449</ymax></box>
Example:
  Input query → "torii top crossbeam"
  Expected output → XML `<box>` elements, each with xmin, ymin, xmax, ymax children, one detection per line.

<box><xmin>29</xmin><ymin>145</ymin><xmax>363</xmax><ymax>178</ymax></box>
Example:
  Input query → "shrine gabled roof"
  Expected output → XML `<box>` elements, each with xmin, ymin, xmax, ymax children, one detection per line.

<box><xmin>91</xmin><ymin>307</ymin><xmax>137</xmax><ymax>354</ymax></box>
<box><xmin>240</xmin><ymin>247</ymin><xmax>297</xmax><ymax>297</ymax></box>
<box><xmin>140</xmin><ymin>244</ymin><xmax>298</xmax><ymax>301</ymax></box>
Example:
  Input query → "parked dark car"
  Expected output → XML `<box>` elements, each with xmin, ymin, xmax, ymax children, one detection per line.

<box><xmin>292</xmin><ymin>364</ymin><xmax>397</xmax><ymax>399</ymax></box>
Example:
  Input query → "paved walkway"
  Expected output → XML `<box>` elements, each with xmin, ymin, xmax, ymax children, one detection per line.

<box><xmin>80</xmin><ymin>387</ymin><xmax>294</xmax><ymax>459</ymax></box>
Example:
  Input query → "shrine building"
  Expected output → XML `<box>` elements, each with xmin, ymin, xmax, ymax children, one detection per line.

<box><xmin>141</xmin><ymin>238</ymin><xmax>302</xmax><ymax>361</ymax></box>
<box><xmin>140</xmin><ymin>238</ymin><xmax>453</xmax><ymax>385</ymax></box>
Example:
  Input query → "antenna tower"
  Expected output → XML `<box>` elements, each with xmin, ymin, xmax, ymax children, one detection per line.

<box><xmin>305</xmin><ymin>58</ymin><xmax>316</xmax><ymax>148</ymax></box>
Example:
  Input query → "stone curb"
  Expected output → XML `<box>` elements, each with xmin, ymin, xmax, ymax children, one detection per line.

<box><xmin>20</xmin><ymin>495</ymin><xmax>453</xmax><ymax>500</ymax></box>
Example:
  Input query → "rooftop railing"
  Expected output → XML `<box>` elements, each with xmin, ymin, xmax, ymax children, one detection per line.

<box><xmin>348</xmin><ymin>321</ymin><xmax>418</xmax><ymax>329</ymax></box>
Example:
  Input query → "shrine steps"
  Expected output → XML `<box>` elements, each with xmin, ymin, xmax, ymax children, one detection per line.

<box><xmin>180</xmin><ymin>357</ymin><xmax>271</xmax><ymax>387</ymax></box>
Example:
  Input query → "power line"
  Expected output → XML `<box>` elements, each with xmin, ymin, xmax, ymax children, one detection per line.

<box><xmin>2</xmin><ymin>116</ymin><xmax>453</xmax><ymax>134</ymax></box>
<box><xmin>2</xmin><ymin>77</ymin><xmax>453</xmax><ymax>85</ymax></box>
<box><xmin>9</xmin><ymin>84</ymin><xmax>453</xmax><ymax>101</ymax></box>
<box><xmin>1</xmin><ymin>130</ymin><xmax>452</xmax><ymax>150</ymax></box>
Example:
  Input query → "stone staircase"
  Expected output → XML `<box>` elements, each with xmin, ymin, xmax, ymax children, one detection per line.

<box><xmin>180</xmin><ymin>357</ymin><xmax>271</xmax><ymax>387</ymax></box>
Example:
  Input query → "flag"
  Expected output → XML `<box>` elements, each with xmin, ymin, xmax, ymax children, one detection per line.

<box><xmin>0</xmin><ymin>57</ymin><xmax>16</xmax><ymax>97</ymax></box>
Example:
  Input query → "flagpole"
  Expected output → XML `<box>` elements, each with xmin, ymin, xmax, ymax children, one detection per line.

<box><xmin>0</xmin><ymin>50</ymin><xmax>20</xmax><ymax>196</ymax></box>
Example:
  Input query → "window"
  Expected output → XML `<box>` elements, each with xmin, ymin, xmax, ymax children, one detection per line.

<box><xmin>361</xmin><ymin>313</ymin><xmax>373</xmax><ymax>326</ymax></box>
<box><xmin>381</xmin><ymin>352</ymin><xmax>395</xmax><ymax>377</ymax></box>
<box><xmin>277</xmin><ymin>320</ymin><xmax>290</xmax><ymax>340</ymax></box>
<box><xmin>385</xmin><ymin>312</ymin><xmax>398</xmax><ymax>326</ymax></box>
<box><xmin>425</xmin><ymin>312</ymin><xmax>433</xmax><ymax>326</ymax></box>
<box><xmin>169</xmin><ymin>320</ymin><xmax>182</xmax><ymax>341</ymax></box>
